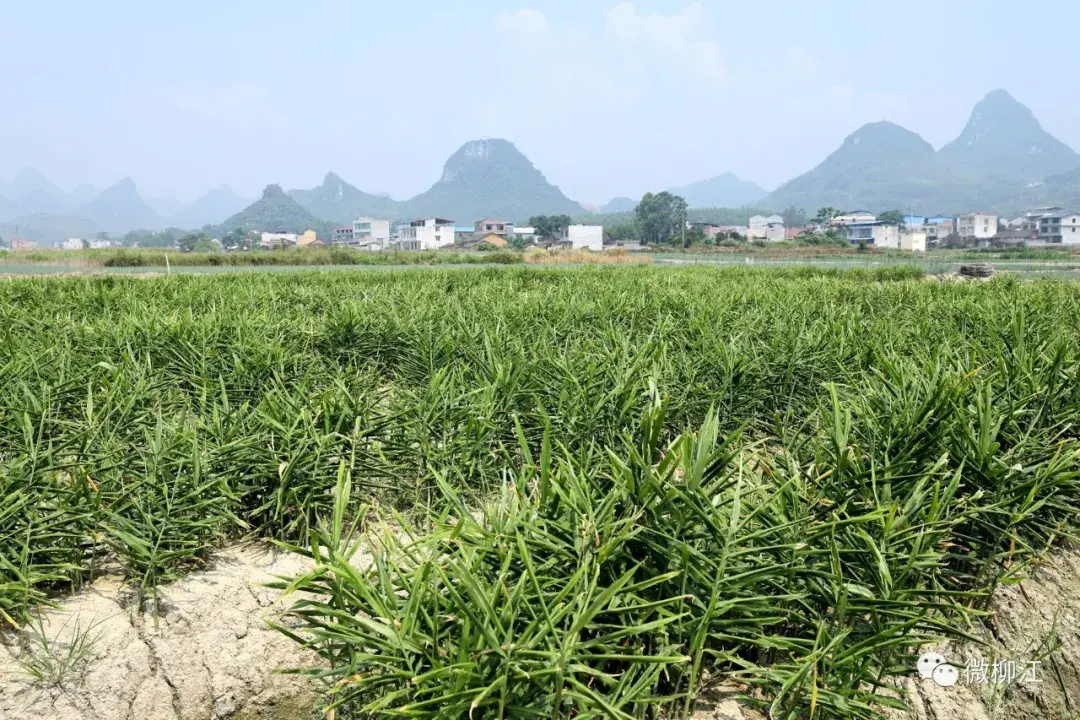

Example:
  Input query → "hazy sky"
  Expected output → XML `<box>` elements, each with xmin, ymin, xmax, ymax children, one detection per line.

<box><xmin>5</xmin><ymin>0</ymin><xmax>1080</xmax><ymax>204</ymax></box>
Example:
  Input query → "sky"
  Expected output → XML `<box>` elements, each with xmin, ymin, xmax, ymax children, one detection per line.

<box><xmin>5</xmin><ymin>0</ymin><xmax>1080</xmax><ymax>205</ymax></box>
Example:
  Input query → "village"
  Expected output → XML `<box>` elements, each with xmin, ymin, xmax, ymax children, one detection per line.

<box><xmin>4</xmin><ymin>205</ymin><xmax>1079</xmax><ymax>255</ymax></box>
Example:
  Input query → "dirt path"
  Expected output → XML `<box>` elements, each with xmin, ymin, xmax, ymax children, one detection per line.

<box><xmin>3</xmin><ymin>544</ymin><xmax>1079</xmax><ymax>719</ymax></box>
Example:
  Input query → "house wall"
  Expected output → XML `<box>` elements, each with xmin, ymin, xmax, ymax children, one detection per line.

<box><xmin>900</xmin><ymin>231</ymin><xmax>927</xmax><ymax>252</ymax></box>
<box><xmin>566</xmin><ymin>225</ymin><xmax>603</xmax><ymax>250</ymax></box>
<box><xmin>1061</xmin><ymin>214</ymin><xmax>1080</xmax><ymax>244</ymax></box>
<box><xmin>872</xmin><ymin>225</ymin><xmax>900</xmax><ymax>249</ymax></box>
<box><xmin>957</xmin><ymin>214</ymin><xmax>998</xmax><ymax>239</ymax></box>
<box><xmin>353</xmin><ymin>218</ymin><xmax>390</xmax><ymax>248</ymax></box>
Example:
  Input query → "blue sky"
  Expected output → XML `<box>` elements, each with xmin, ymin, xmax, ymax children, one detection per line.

<box><xmin>5</xmin><ymin>0</ymin><xmax>1080</xmax><ymax>204</ymax></box>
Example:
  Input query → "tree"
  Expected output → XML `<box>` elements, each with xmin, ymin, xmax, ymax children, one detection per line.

<box><xmin>507</xmin><ymin>234</ymin><xmax>531</xmax><ymax>250</ymax></box>
<box><xmin>95</xmin><ymin>231</ymin><xmax>110</xmax><ymax>242</ymax></box>
<box><xmin>193</xmin><ymin>237</ymin><xmax>222</xmax><ymax>253</ymax></box>
<box><xmin>813</xmin><ymin>207</ymin><xmax>840</xmax><ymax>225</ymax></box>
<box><xmin>635</xmin><ymin>191</ymin><xmax>687</xmax><ymax>245</ymax></box>
<box><xmin>781</xmin><ymin>206</ymin><xmax>808</xmax><ymax>227</ymax></box>
<box><xmin>606</xmin><ymin>223</ymin><xmax>638</xmax><ymax>242</ymax></box>
<box><xmin>178</xmin><ymin>233</ymin><xmax>206</xmax><ymax>253</ymax></box>
<box><xmin>123</xmin><ymin>230</ymin><xmax>141</xmax><ymax>248</ymax></box>
<box><xmin>878</xmin><ymin>210</ymin><xmax>905</xmax><ymax>226</ymax></box>
<box><xmin>529</xmin><ymin>215</ymin><xmax>572</xmax><ymax>240</ymax></box>
<box><xmin>222</xmin><ymin>228</ymin><xmax>247</xmax><ymax>251</ymax></box>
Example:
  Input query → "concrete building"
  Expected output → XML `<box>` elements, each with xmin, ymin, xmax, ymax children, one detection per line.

<box><xmin>351</xmin><ymin>218</ymin><xmax>390</xmax><ymax>249</ymax></box>
<box><xmin>473</xmin><ymin>219</ymin><xmax>513</xmax><ymax>237</ymax></box>
<box><xmin>900</xmin><ymin>231</ymin><xmax>927</xmax><ymax>252</ymax></box>
<box><xmin>922</xmin><ymin>216</ymin><xmax>956</xmax><ymax>245</ymax></box>
<box><xmin>840</xmin><ymin>222</ymin><xmax>900</xmax><ymax>249</ymax></box>
<box><xmin>832</xmin><ymin>211</ymin><xmax>877</xmax><ymax>225</ymax></box>
<box><xmin>60</xmin><ymin>238</ymin><xmax>84</xmax><ymax>250</ymax></box>
<box><xmin>10</xmin><ymin>237</ymin><xmax>37</xmax><ymax>251</ymax></box>
<box><xmin>1061</xmin><ymin>213</ymin><xmax>1080</xmax><ymax>244</ymax></box>
<box><xmin>399</xmin><ymin>218</ymin><xmax>455</xmax><ymax>250</ymax></box>
<box><xmin>258</xmin><ymin>232</ymin><xmax>297</xmax><ymax>249</ymax></box>
<box><xmin>332</xmin><ymin>227</ymin><xmax>355</xmax><ymax>244</ymax></box>
<box><xmin>747</xmin><ymin>214</ymin><xmax>785</xmax><ymax>241</ymax></box>
<box><xmin>1022</xmin><ymin>207</ymin><xmax>1080</xmax><ymax>243</ymax></box>
<box><xmin>562</xmin><ymin>224</ymin><xmax>603</xmax><ymax>250</ymax></box>
<box><xmin>957</xmin><ymin>213</ymin><xmax>998</xmax><ymax>241</ymax></box>
<box><xmin>512</xmin><ymin>226</ymin><xmax>537</xmax><ymax>242</ymax></box>
<box><xmin>296</xmin><ymin>230</ymin><xmax>320</xmax><ymax>246</ymax></box>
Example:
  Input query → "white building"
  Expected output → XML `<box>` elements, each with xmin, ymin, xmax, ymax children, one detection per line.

<box><xmin>60</xmin><ymin>238</ymin><xmax>84</xmax><ymax>250</ymax></box>
<box><xmin>900</xmin><ymin>231</ymin><xmax>927</xmax><ymax>252</ymax></box>
<box><xmin>351</xmin><ymin>218</ymin><xmax>390</xmax><ymax>250</ymax></box>
<box><xmin>747</xmin><ymin>214</ymin><xmax>785</xmax><ymax>241</ymax></box>
<box><xmin>840</xmin><ymin>222</ymin><xmax>899</xmax><ymax>249</ymax></box>
<box><xmin>1061</xmin><ymin>213</ymin><xmax>1080</xmax><ymax>244</ymax></box>
<box><xmin>562</xmin><ymin>225</ymin><xmax>603</xmax><ymax>250</ymax></box>
<box><xmin>832</xmin><ymin>211</ymin><xmax>877</xmax><ymax>225</ymax></box>
<box><xmin>513</xmin><ymin>226</ymin><xmax>537</xmax><ymax>242</ymax></box>
<box><xmin>399</xmin><ymin>218</ymin><xmax>456</xmax><ymax>250</ymax></box>
<box><xmin>957</xmin><ymin>212</ymin><xmax>998</xmax><ymax>241</ymax></box>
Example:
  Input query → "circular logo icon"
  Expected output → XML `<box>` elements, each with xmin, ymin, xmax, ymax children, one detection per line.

<box><xmin>917</xmin><ymin>652</ymin><xmax>947</xmax><ymax>680</ymax></box>
<box><xmin>932</xmin><ymin>663</ymin><xmax>959</xmax><ymax>687</ymax></box>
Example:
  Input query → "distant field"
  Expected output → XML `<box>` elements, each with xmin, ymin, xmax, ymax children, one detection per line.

<box><xmin>5</xmin><ymin>264</ymin><xmax>1080</xmax><ymax>717</ymax></box>
<box><xmin>0</xmin><ymin>247</ymin><xmax>522</xmax><ymax>269</ymax></box>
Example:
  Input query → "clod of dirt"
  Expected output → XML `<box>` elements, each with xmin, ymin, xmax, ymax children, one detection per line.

<box><xmin>0</xmin><ymin>544</ymin><xmax>332</xmax><ymax>720</ymax></box>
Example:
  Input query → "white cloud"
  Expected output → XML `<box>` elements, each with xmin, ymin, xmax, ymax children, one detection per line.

<box><xmin>482</xmin><ymin>5</ymin><xmax>912</xmax><ymax>200</ymax></box>
<box><xmin>495</xmin><ymin>8</ymin><xmax>548</xmax><ymax>43</ymax></box>
<box><xmin>603</xmin><ymin>3</ymin><xmax>726</xmax><ymax>84</ymax></box>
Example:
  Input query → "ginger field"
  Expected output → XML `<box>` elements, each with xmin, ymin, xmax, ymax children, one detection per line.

<box><xmin>3</xmin><ymin>264</ymin><xmax>1080</xmax><ymax>718</ymax></box>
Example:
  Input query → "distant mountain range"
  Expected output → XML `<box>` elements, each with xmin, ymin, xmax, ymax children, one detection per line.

<box><xmin>282</xmin><ymin>139</ymin><xmax>585</xmax><ymax>227</ymax></box>
<box><xmin>671</xmin><ymin>173</ymin><xmax>768</xmax><ymax>208</ymax></box>
<box><xmin>216</xmin><ymin>184</ymin><xmax>326</xmax><ymax>235</ymax></box>
<box><xmin>763</xmin><ymin>89</ymin><xmax>1080</xmax><ymax>215</ymax></box>
<box><xmin>6</xmin><ymin>89</ymin><xmax>1080</xmax><ymax>245</ymax></box>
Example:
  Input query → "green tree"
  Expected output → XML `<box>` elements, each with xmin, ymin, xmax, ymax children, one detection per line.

<box><xmin>507</xmin><ymin>234</ymin><xmax>530</xmax><ymax>250</ymax></box>
<box><xmin>193</xmin><ymin>237</ymin><xmax>222</xmax><ymax>253</ymax></box>
<box><xmin>529</xmin><ymin>215</ymin><xmax>572</xmax><ymax>240</ymax></box>
<box><xmin>122</xmin><ymin>231</ymin><xmax>141</xmax><ymax>248</ymax></box>
<box><xmin>781</xmin><ymin>206</ymin><xmax>808</xmax><ymax>227</ymax></box>
<box><xmin>877</xmin><ymin>210</ymin><xmax>905</xmax><ymax>226</ymax></box>
<box><xmin>813</xmin><ymin>207</ymin><xmax>840</xmax><ymax>225</ymax></box>
<box><xmin>635</xmin><ymin>191</ymin><xmax>687</xmax><ymax>245</ymax></box>
<box><xmin>178</xmin><ymin>233</ymin><xmax>205</xmax><ymax>253</ymax></box>
<box><xmin>95</xmin><ymin>231</ymin><xmax>110</xmax><ymax>242</ymax></box>
<box><xmin>606</xmin><ymin>223</ymin><xmax>638</xmax><ymax>242</ymax></box>
<box><xmin>222</xmin><ymin>228</ymin><xmax>247</xmax><ymax>251</ymax></box>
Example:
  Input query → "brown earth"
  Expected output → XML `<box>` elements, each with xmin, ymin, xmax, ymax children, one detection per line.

<box><xmin>3</xmin><ymin>544</ymin><xmax>1078</xmax><ymax>719</ymax></box>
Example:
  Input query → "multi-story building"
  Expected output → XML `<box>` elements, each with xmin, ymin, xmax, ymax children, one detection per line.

<box><xmin>1022</xmin><ymin>207</ymin><xmax>1080</xmax><ymax>243</ymax></box>
<box><xmin>399</xmin><ymin>218</ymin><xmax>455</xmax><ymax>250</ymax></box>
<box><xmin>473</xmin><ymin>219</ymin><xmax>513</xmax><ymax>237</ymax></box>
<box><xmin>351</xmin><ymin>218</ymin><xmax>390</xmax><ymax>249</ymax></box>
<box><xmin>832</xmin><ymin>211</ymin><xmax>877</xmax><ymax>225</ymax></box>
<box><xmin>957</xmin><ymin>212</ymin><xmax>998</xmax><ymax>241</ymax></box>
<box><xmin>839</xmin><ymin>222</ymin><xmax>899</xmax><ymax>249</ymax></box>
<box><xmin>1060</xmin><ymin>212</ymin><xmax>1080</xmax><ymax>244</ymax></box>
<box><xmin>921</xmin><ymin>216</ymin><xmax>956</xmax><ymax>244</ymax></box>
